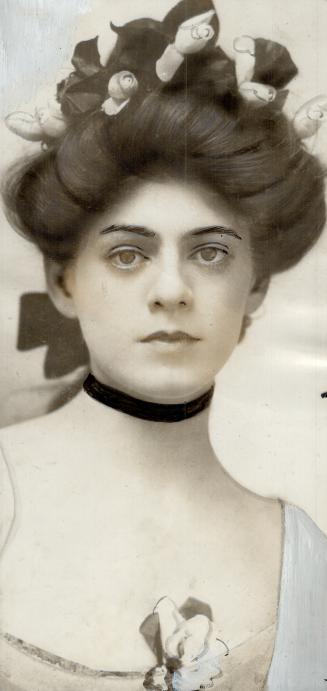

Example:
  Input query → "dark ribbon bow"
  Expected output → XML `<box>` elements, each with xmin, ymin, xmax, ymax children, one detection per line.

<box><xmin>17</xmin><ymin>293</ymin><xmax>88</xmax><ymax>378</ymax></box>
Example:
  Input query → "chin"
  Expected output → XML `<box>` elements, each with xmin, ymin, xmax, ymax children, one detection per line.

<box><xmin>126</xmin><ymin>364</ymin><xmax>215</xmax><ymax>404</ymax></box>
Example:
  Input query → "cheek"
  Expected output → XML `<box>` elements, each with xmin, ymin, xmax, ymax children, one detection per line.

<box><xmin>199</xmin><ymin>269</ymin><xmax>251</xmax><ymax>359</ymax></box>
<box><xmin>71</xmin><ymin>262</ymin><xmax>115</xmax><ymax>317</ymax></box>
<box><xmin>68</xmin><ymin>267</ymin><xmax>111</xmax><ymax>342</ymax></box>
<box><xmin>201</xmin><ymin>268</ymin><xmax>251</xmax><ymax>324</ymax></box>
<box><xmin>70</xmin><ymin>265</ymin><xmax>140</xmax><ymax>357</ymax></box>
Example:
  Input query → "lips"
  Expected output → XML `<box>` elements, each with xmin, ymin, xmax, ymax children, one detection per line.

<box><xmin>140</xmin><ymin>330</ymin><xmax>200</xmax><ymax>343</ymax></box>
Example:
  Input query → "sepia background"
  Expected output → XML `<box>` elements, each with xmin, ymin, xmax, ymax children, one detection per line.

<box><xmin>0</xmin><ymin>0</ymin><xmax>326</xmax><ymax>531</ymax></box>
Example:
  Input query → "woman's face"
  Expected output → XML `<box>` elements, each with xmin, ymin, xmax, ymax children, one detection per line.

<box><xmin>62</xmin><ymin>178</ymin><xmax>255</xmax><ymax>402</ymax></box>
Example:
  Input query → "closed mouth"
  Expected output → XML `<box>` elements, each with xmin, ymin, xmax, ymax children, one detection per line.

<box><xmin>140</xmin><ymin>331</ymin><xmax>201</xmax><ymax>344</ymax></box>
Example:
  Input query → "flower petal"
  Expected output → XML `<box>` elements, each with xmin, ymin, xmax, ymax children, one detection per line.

<box><xmin>294</xmin><ymin>95</ymin><xmax>327</xmax><ymax>138</ymax></box>
<box><xmin>239</xmin><ymin>81</ymin><xmax>276</xmax><ymax>104</ymax></box>
<box><xmin>163</xmin><ymin>0</ymin><xmax>218</xmax><ymax>44</ymax></box>
<box><xmin>253</xmin><ymin>38</ymin><xmax>298</xmax><ymax>89</ymax></box>
<box><xmin>5</xmin><ymin>111</ymin><xmax>44</xmax><ymax>141</ymax></box>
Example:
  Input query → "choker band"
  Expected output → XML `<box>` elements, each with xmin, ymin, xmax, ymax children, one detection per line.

<box><xmin>83</xmin><ymin>373</ymin><xmax>214</xmax><ymax>423</ymax></box>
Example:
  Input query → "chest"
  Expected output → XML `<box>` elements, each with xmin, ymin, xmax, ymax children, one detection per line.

<box><xmin>0</xmin><ymin>470</ymin><xmax>280</xmax><ymax>670</ymax></box>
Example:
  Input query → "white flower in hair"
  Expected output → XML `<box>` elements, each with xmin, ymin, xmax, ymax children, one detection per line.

<box><xmin>294</xmin><ymin>94</ymin><xmax>327</xmax><ymax>139</ymax></box>
<box><xmin>102</xmin><ymin>71</ymin><xmax>139</xmax><ymax>116</ymax></box>
<box><xmin>234</xmin><ymin>35</ymin><xmax>277</xmax><ymax>106</ymax></box>
<box><xmin>239</xmin><ymin>81</ymin><xmax>276</xmax><ymax>104</ymax></box>
<box><xmin>233</xmin><ymin>35</ymin><xmax>256</xmax><ymax>84</ymax></box>
<box><xmin>156</xmin><ymin>10</ymin><xmax>215</xmax><ymax>83</ymax></box>
<box><xmin>5</xmin><ymin>93</ymin><xmax>67</xmax><ymax>142</ymax></box>
<box><xmin>175</xmin><ymin>10</ymin><xmax>215</xmax><ymax>54</ymax></box>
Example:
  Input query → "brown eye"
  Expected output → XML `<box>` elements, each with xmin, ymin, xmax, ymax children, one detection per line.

<box><xmin>191</xmin><ymin>244</ymin><xmax>228</xmax><ymax>265</ymax></box>
<box><xmin>118</xmin><ymin>250</ymin><xmax>138</xmax><ymax>265</ymax></box>
<box><xmin>200</xmin><ymin>247</ymin><xmax>219</xmax><ymax>261</ymax></box>
<box><xmin>108</xmin><ymin>246</ymin><xmax>148</xmax><ymax>270</ymax></box>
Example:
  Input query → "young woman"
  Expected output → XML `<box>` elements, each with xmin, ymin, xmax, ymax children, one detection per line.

<box><xmin>0</xmin><ymin>1</ymin><xmax>326</xmax><ymax>689</ymax></box>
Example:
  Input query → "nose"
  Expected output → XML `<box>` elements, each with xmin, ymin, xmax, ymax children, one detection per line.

<box><xmin>147</xmin><ymin>260</ymin><xmax>193</xmax><ymax>313</ymax></box>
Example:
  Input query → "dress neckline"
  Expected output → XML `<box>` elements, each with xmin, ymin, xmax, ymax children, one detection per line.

<box><xmin>0</xmin><ymin>501</ymin><xmax>286</xmax><ymax>682</ymax></box>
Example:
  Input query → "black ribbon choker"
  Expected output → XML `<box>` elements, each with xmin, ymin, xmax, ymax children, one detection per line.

<box><xmin>83</xmin><ymin>373</ymin><xmax>214</xmax><ymax>423</ymax></box>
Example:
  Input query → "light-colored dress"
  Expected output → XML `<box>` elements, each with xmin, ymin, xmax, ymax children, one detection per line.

<box><xmin>0</xmin><ymin>449</ymin><xmax>326</xmax><ymax>690</ymax></box>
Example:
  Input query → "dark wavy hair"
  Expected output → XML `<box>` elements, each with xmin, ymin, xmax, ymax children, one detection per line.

<box><xmin>2</xmin><ymin>76</ymin><xmax>326</xmax><ymax>286</ymax></box>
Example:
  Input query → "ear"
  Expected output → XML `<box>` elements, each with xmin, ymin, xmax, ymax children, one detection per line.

<box><xmin>44</xmin><ymin>258</ymin><xmax>77</xmax><ymax>319</ymax></box>
<box><xmin>245</xmin><ymin>276</ymin><xmax>270</xmax><ymax>314</ymax></box>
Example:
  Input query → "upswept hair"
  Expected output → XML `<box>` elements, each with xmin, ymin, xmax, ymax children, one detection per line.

<box><xmin>3</xmin><ymin>77</ymin><xmax>326</xmax><ymax>284</ymax></box>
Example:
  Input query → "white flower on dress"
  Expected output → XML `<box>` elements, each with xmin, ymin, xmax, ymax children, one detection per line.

<box><xmin>149</xmin><ymin>597</ymin><xmax>224</xmax><ymax>691</ymax></box>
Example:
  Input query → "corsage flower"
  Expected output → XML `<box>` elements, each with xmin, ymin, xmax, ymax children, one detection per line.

<box><xmin>143</xmin><ymin>597</ymin><xmax>227</xmax><ymax>691</ymax></box>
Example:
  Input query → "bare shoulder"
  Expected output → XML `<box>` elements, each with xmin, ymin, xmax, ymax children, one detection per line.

<box><xmin>0</xmin><ymin>397</ymin><xmax>83</xmax><ymax>555</ymax></box>
<box><xmin>248</xmin><ymin>491</ymin><xmax>283</xmax><ymax>555</ymax></box>
<box><xmin>223</xmin><ymin>483</ymin><xmax>284</xmax><ymax>586</ymax></box>
<box><xmin>225</xmin><ymin>472</ymin><xmax>283</xmax><ymax>545</ymax></box>
<box><xmin>252</xmin><ymin>492</ymin><xmax>283</xmax><ymax>532</ymax></box>
<box><xmin>0</xmin><ymin>395</ymin><xmax>80</xmax><ymax>471</ymax></box>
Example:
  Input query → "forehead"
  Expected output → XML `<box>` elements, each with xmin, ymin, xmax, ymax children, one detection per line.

<box><xmin>96</xmin><ymin>178</ymin><xmax>240</xmax><ymax>238</ymax></box>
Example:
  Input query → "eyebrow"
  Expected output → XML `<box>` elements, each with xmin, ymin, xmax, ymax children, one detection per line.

<box><xmin>100</xmin><ymin>224</ymin><xmax>242</xmax><ymax>240</ymax></box>
<box><xmin>100</xmin><ymin>224</ymin><xmax>156</xmax><ymax>238</ymax></box>
<box><xmin>191</xmin><ymin>226</ymin><xmax>242</xmax><ymax>240</ymax></box>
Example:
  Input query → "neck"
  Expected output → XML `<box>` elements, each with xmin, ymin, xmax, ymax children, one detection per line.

<box><xmin>73</xmin><ymin>383</ymin><xmax>217</xmax><ymax>485</ymax></box>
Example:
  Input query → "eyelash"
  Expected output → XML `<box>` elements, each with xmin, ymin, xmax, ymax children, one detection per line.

<box><xmin>106</xmin><ymin>243</ymin><xmax>230</xmax><ymax>271</ymax></box>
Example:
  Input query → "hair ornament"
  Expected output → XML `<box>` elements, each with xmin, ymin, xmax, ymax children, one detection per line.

<box><xmin>239</xmin><ymin>81</ymin><xmax>277</xmax><ymax>104</ymax></box>
<box><xmin>102</xmin><ymin>71</ymin><xmax>138</xmax><ymax>115</ymax></box>
<box><xmin>293</xmin><ymin>94</ymin><xmax>327</xmax><ymax>139</ymax></box>
<box><xmin>5</xmin><ymin>94</ymin><xmax>67</xmax><ymax>142</ymax></box>
<box><xmin>4</xmin><ymin>0</ymin><xmax>218</xmax><ymax>143</ymax></box>
<box><xmin>234</xmin><ymin>35</ymin><xmax>277</xmax><ymax>105</ymax></box>
<box><xmin>5</xmin><ymin>0</ymin><xmax>323</xmax><ymax>147</ymax></box>
<box><xmin>156</xmin><ymin>9</ymin><xmax>215</xmax><ymax>82</ymax></box>
<box><xmin>233</xmin><ymin>36</ymin><xmax>256</xmax><ymax>83</ymax></box>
